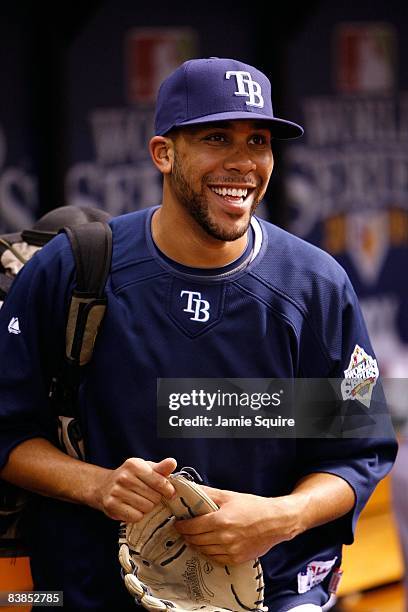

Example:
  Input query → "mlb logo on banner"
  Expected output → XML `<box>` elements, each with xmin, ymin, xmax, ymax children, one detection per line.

<box><xmin>334</xmin><ymin>23</ymin><xmax>397</xmax><ymax>93</ymax></box>
<box><xmin>125</xmin><ymin>28</ymin><xmax>197</xmax><ymax>104</ymax></box>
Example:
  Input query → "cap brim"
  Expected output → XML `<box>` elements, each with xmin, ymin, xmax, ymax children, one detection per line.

<box><xmin>176</xmin><ymin>111</ymin><xmax>304</xmax><ymax>139</ymax></box>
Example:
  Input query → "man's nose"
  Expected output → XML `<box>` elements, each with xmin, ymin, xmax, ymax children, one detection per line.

<box><xmin>223</xmin><ymin>146</ymin><xmax>256</xmax><ymax>174</ymax></box>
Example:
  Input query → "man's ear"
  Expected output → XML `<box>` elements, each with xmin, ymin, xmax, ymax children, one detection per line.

<box><xmin>149</xmin><ymin>136</ymin><xmax>174</xmax><ymax>174</ymax></box>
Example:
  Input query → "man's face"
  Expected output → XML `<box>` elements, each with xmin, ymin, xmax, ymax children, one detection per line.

<box><xmin>168</xmin><ymin>120</ymin><xmax>274</xmax><ymax>242</ymax></box>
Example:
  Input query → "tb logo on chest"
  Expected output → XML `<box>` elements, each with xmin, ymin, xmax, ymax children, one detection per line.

<box><xmin>168</xmin><ymin>279</ymin><xmax>224</xmax><ymax>337</ymax></box>
<box><xmin>180</xmin><ymin>290</ymin><xmax>210</xmax><ymax>322</ymax></box>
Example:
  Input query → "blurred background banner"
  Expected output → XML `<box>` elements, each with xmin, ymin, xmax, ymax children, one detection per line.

<box><xmin>284</xmin><ymin>0</ymin><xmax>408</xmax><ymax>380</ymax></box>
<box><xmin>0</xmin><ymin>11</ymin><xmax>38</xmax><ymax>233</ymax></box>
<box><xmin>0</xmin><ymin>1</ymin><xmax>264</xmax><ymax>232</ymax></box>
<box><xmin>63</xmin><ymin>0</ymin><xmax>262</xmax><ymax>217</ymax></box>
<box><xmin>65</xmin><ymin>24</ymin><xmax>198</xmax><ymax>216</ymax></box>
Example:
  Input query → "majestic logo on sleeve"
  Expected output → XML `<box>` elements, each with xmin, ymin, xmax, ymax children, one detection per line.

<box><xmin>180</xmin><ymin>290</ymin><xmax>210</xmax><ymax>323</ymax></box>
<box><xmin>8</xmin><ymin>317</ymin><xmax>21</xmax><ymax>335</ymax></box>
<box><xmin>225</xmin><ymin>71</ymin><xmax>264</xmax><ymax>108</ymax></box>
<box><xmin>341</xmin><ymin>344</ymin><xmax>379</xmax><ymax>408</ymax></box>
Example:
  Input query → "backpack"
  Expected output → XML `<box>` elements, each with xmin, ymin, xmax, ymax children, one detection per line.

<box><xmin>0</xmin><ymin>211</ymin><xmax>113</xmax><ymax>557</ymax></box>
<box><xmin>0</xmin><ymin>205</ymin><xmax>112</xmax><ymax>309</ymax></box>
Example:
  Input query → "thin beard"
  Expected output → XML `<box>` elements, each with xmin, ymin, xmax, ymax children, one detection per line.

<box><xmin>171</xmin><ymin>152</ymin><xmax>259</xmax><ymax>242</ymax></box>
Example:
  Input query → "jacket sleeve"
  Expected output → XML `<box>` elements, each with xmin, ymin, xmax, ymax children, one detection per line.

<box><xmin>296</xmin><ymin>268</ymin><xmax>398</xmax><ymax>544</ymax></box>
<box><xmin>0</xmin><ymin>234</ymin><xmax>76</xmax><ymax>469</ymax></box>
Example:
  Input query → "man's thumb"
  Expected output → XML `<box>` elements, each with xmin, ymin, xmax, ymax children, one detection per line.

<box><xmin>152</xmin><ymin>457</ymin><xmax>177</xmax><ymax>477</ymax></box>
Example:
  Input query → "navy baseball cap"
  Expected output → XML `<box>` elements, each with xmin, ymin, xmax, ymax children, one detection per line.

<box><xmin>154</xmin><ymin>57</ymin><xmax>304</xmax><ymax>139</ymax></box>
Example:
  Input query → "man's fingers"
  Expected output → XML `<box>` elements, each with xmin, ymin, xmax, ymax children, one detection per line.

<box><xmin>148</xmin><ymin>457</ymin><xmax>177</xmax><ymax>498</ymax></box>
<box><xmin>182</xmin><ymin>532</ymin><xmax>219</xmax><ymax>546</ymax></box>
<box><xmin>124</xmin><ymin>457</ymin><xmax>175</xmax><ymax>498</ymax></box>
<box><xmin>200</xmin><ymin>485</ymin><xmax>229</xmax><ymax>505</ymax></box>
<box><xmin>103</xmin><ymin>497</ymin><xmax>144</xmax><ymax>523</ymax></box>
<box><xmin>112</xmin><ymin>489</ymin><xmax>157</xmax><ymax>514</ymax></box>
<box><xmin>175</xmin><ymin>513</ymin><xmax>216</xmax><ymax>535</ymax></box>
<box><xmin>126</xmin><ymin>480</ymin><xmax>162</xmax><ymax>505</ymax></box>
<box><xmin>190</xmin><ymin>544</ymin><xmax>224</xmax><ymax>556</ymax></box>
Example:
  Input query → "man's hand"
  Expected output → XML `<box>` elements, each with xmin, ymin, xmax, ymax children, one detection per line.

<box><xmin>0</xmin><ymin>439</ymin><xmax>178</xmax><ymax>521</ymax></box>
<box><xmin>174</xmin><ymin>485</ymin><xmax>300</xmax><ymax>565</ymax></box>
<box><xmin>174</xmin><ymin>473</ymin><xmax>355</xmax><ymax>565</ymax></box>
<box><xmin>94</xmin><ymin>457</ymin><xmax>177</xmax><ymax>523</ymax></box>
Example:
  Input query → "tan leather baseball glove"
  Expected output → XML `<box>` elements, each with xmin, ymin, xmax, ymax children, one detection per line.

<box><xmin>118</xmin><ymin>469</ymin><xmax>267</xmax><ymax>612</ymax></box>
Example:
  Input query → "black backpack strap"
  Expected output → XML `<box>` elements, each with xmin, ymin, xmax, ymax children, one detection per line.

<box><xmin>64</xmin><ymin>222</ymin><xmax>112</xmax><ymax>298</ymax></box>
<box><xmin>50</xmin><ymin>221</ymin><xmax>112</xmax><ymax>417</ymax></box>
<box><xmin>63</xmin><ymin>222</ymin><xmax>112</xmax><ymax>367</ymax></box>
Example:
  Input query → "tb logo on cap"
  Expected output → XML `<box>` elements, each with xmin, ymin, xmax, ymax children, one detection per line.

<box><xmin>225</xmin><ymin>71</ymin><xmax>264</xmax><ymax>108</ymax></box>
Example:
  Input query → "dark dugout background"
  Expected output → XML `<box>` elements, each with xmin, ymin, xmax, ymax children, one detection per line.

<box><xmin>0</xmin><ymin>0</ymin><xmax>407</xmax><ymax>389</ymax></box>
<box><xmin>0</xmin><ymin>0</ymin><xmax>317</xmax><ymax>229</ymax></box>
<box><xmin>0</xmin><ymin>0</ymin><xmax>407</xmax><ymax>601</ymax></box>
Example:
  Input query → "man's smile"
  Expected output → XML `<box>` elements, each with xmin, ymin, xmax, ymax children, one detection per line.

<box><xmin>206</xmin><ymin>181</ymin><xmax>258</xmax><ymax>211</ymax></box>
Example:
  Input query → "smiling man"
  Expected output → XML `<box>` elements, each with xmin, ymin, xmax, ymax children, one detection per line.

<box><xmin>151</xmin><ymin>120</ymin><xmax>272</xmax><ymax>264</ymax></box>
<box><xmin>0</xmin><ymin>58</ymin><xmax>397</xmax><ymax>612</ymax></box>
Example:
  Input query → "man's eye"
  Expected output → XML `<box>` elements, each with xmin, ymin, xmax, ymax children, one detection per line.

<box><xmin>249</xmin><ymin>134</ymin><xmax>268</xmax><ymax>145</ymax></box>
<box><xmin>204</xmin><ymin>134</ymin><xmax>227</xmax><ymax>142</ymax></box>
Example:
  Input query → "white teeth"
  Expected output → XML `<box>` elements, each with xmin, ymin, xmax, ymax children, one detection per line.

<box><xmin>211</xmin><ymin>187</ymin><xmax>248</xmax><ymax>198</ymax></box>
